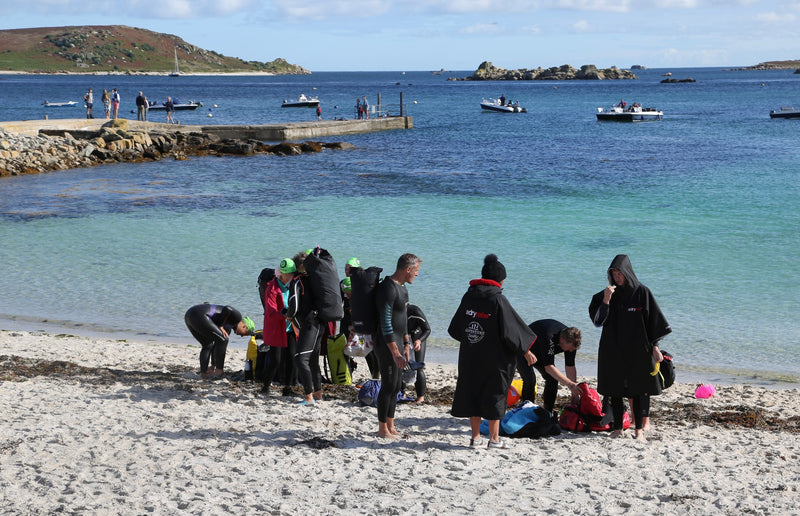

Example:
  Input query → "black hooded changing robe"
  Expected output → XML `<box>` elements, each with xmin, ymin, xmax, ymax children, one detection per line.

<box><xmin>449</xmin><ymin>279</ymin><xmax>536</xmax><ymax>420</ymax></box>
<box><xmin>589</xmin><ymin>255</ymin><xmax>671</xmax><ymax>398</ymax></box>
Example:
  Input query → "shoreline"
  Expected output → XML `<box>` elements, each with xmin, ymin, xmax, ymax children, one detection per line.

<box><xmin>2</xmin><ymin>313</ymin><xmax>800</xmax><ymax>389</ymax></box>
<box><xmin>2</xmin><ymin>330</ymin><xmax>799</xmax><ymax>514</ymax></box>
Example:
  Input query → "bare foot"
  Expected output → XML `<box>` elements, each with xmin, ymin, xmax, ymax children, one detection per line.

<box><xmin>414</xmin><ymin>396</ymin><xmax>425</xmax><ymax>404</ymax></box>
<box><xmin>642</xmin><ymin>417</ymin><xmax>651</xmax><ymax>431</ymax></box>
<box><xmin>377</xmin><ymin>431</ymin><xmax>398</xmax><ymax>440</ymax></box>
<box><xmin>635</xmin><ymin>429</ymin><xmax>647</xmax><ymax>442</ymax></box>
<box><xmin>609</xmin><ymin>429</ymin><xmax>625</xmax><ymax>438</ymax></box>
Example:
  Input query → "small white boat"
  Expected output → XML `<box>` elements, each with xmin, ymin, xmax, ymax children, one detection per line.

<box><xmin>148</xmin><ymin>100</ymin><xmax>203</xmax><ymax>111</ymax></box>
<box><xmin>596</xmin><ymin>102</ymin><xmax>663</xmax><ymax>122</ymax></box>
<box><xmin>480</xmin><ymin>98</ymin><xmax>527</xmax><ymax>113</ymax></box>
<box><xmin>42</xmin><ymin>101</ymin><xmax>78</xmax><ymax>107</ymax></box>
<box><xmin>769</xmin><ymin>106</ymin><xmax>800</xmax><ymax>119</ymax></box>
<box><xmin>281</xmin><ymin>94</ymin><xmax>320</xmax><ymax>108</ymax></box>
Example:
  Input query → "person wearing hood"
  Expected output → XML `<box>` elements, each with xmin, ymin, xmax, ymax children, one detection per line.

<box><xmin>449</xmin><ymin>254</ymin><xmax>537</xmax><ymax>450</ymax></box>
<box><xmin>589</xmin><ymin>254</ymin><xmax>671</xmax><ymax>441</ymax></box>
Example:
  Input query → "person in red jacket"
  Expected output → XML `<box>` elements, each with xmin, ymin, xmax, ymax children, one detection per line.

<box><xmin>262</xmin><ymin>258</ymin><xmax>299</xmax><ymax>395</ymax></box>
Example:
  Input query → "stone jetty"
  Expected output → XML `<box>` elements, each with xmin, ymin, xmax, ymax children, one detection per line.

<box><xmin>0</xmin><ymin>116</ymin><xmax>412</xmax><ymax>177</ymax></box>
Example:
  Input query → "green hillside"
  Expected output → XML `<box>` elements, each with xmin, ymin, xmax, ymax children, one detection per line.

<box><xmin>0</xmin><ymin>25</ymin><xmax>310</xmax><ymax>74</ymax></box>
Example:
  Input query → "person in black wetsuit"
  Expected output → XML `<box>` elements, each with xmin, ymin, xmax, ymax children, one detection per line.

<box><xmin>515</xmin><ymin>319</ymin><xmax>582</xmax><ymax>416</ymax></box>
<box><xmin>184</xmin><ymin>303</ymin><xmax>255</xmax><ymax>378</ymax></box>
<box><xmin>404</xmin><ymin>304</ymin><xmax>430</xmax><ymax>403</ymax></box>
<box><xmin>292</xmin><ymin>250</ymin><xmax>328</xmax><ymax>406</ymax></box>
<box><xmin>374</xmin><ymin>253</ymin><xmax>421</xmax><ymax>439</ymax></box>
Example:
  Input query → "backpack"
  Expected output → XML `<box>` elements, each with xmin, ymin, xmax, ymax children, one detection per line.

<box><xmin>325</xmin><ymin>334</ymin><xmax>352</xmax><ymax>385</ymax></box>
<box><xmin>304</xmin><ymin>248</ymin><xmax>344</xmax><ymax>322</ymax></box>
<box><xmin>658</xmin><ymin>350</ymin><xmax>675</xmax><ymax>389</ymax></box>
<box><xmin>349</xmin><ymin>266</ymin><xmax>383</xmax><ymax>334</ymax></box>
<box><xmin>257</xmin><ymin>267</ymin><xmax>276</xmax><ymax>308</ymax></box>
<box><xmin>284</xmin><ymin>277</ymin><xmax>302</xmax><ymax>319</ymax></box>
<box><xmin>358</xmin><ymin>379</ymin><xmax>381</xmax><ymax>407</ymax></box>
<box><xmin>578</xmin><ymin>382</ymin><xmax>604</xmax><ymax>418</ymax></box>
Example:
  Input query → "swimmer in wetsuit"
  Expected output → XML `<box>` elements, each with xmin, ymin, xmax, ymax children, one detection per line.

<box><xmin>184</xmin><ymin>303</ymin><xmax>255</xmax><ymax>378</ymax></box>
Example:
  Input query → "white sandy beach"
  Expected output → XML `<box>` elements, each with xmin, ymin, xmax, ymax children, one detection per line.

<box><xmin>1</xmin><ymin>329</ymin><xmax>799</xmax><ymax>515</ymax></box>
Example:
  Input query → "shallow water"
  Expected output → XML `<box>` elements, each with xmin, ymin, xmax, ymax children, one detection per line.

<box><xmin>1</xmin><ymin>68</ymin><xmax>798</xmax><ymax>386</ymax></box>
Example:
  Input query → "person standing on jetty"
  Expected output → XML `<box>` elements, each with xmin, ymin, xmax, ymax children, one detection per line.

<box><xmin>184</xmin><ymin>303</ymin><xmax>255</xmax><ymax>379</ymax></box>
<box><xmin>449</xmin><ymin>254</ymin><xmax>536</xmax><ymax>449</ymax></box>
<box><xmin>165</xmin><ymin>97</ymin><xmax>175</xmax><ymax>124</ymax></box>
<box><xmin>374</xmin><ymin>253</ymin><xmax>421</xmax><ymax>438</ymax></box>
<box><xmin>83</xmin><ymin>88</ymin><xmax>93</xmax><ymax>119</ymax></box>
<box><xmin>111</xmin><ymin>88</ymin><xmax>121</xmax><ymax>119</ymax></box>
<box><xmin>100</xmin><ymin>89</ymin><xmax>110</xmax><ymax>119</ymax></box>
<box><xmin>136</xmin><ymin>91</ymin><xmax>148</xmax><ymax>121</ymax></box>
<box><xmin>516</xmin><ymin>319</ymin><xmax>582</xmax><ymax>416</ymax></box>
<box><xmin>589</xmin><ymin>254</ymin><xmax>671</xmax><ymax>441</ymax></box>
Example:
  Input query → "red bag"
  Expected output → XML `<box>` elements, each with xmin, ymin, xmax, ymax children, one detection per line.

<box><xmin>578</xmin><ymin>382</ymin><xmax>604</xmax><ymax>418</ymax></box>
<box><xmin>558</xmin><ymin>405</ymin><xmax>589</xmax><ymax>432</ymax></box>
<box><xmin>589</xmin><ymin>411</ymin><xmax>631</xmax><ymax>431</ymax></box>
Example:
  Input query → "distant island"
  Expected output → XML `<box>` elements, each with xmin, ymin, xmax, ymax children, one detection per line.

<box><xmin>449</xmin><ymin>61</ymin><xmax>637</xmax><ymax>81</ymax></box>
<box><xmin>0</xmin><ymin>25</ymin><xmax>310</xmax><ymax>75</ymax></box>
<box><xmin>725</xmin><ymin>60</ymin><xmax>800</xmax><ymax>72</ymax></box>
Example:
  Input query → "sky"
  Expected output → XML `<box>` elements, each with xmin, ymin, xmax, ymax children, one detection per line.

<box><xmin>1</xmin><ymin>1</ymin><xmax>798</xmax><ymax>71</ymax></box>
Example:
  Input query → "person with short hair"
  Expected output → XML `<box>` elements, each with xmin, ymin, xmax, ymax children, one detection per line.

<box><xmin>165</xmin><ymin>96</ymin><xmax>175</xmax><ymax>124</ymax></box>
<box><xmin>184</xmin><ymin>303</ymin><xmax>254</xmax><ymax>379</ymax></box>
<box><xmin>449</xmin><ymin>254</ymin><xmax>536</xmax><ymax>449</ymax></box>
<box><xmin>516</xmin><ymin>319</ymin><xmax>582</xmax><ymax>415</ymax></box>
<box><xmin>83</xmin><ymin>88</ymin><xmax>93</xmax><ymax>119</ymax></box>
<box><xmin>136</xmin><ymin>91</ymin><xmax>148</xmax><ymax>121</ymax></box>
<box><xmin>374</xmin><ymin>253</ymin><xmax>421</xmax><ymax>438</ymax></box>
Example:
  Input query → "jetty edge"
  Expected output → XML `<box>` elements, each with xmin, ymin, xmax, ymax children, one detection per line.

<box><xmin>0</xmin><ymin>116</ymin><xmax>413</xmax><ymax>177</ymax></box>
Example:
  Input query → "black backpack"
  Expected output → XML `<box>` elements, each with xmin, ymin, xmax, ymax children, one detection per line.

<box><xmin>658</xmin><ymin>350</ymin><xmax>676</xmax><ymax>389</ymax></box>
<box><xmin>257</xmin><ymin>267</ymin><xmax>276</xmax><ymax>308</ymax></box>
<box><xmin>304</xmin><ymin>248</ymin><xmax>344</xmax><ymax>322</ymax></box>
<box><xmin>349</xmin><ymin>266</ymin><xmax>383</xmax><ymax>334</ymax></box>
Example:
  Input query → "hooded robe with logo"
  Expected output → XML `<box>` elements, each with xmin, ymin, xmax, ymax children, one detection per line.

<box><xmin>449</xmin><ymin>279</ymin><xmax>537</xmax><ymax>420</ymax></box>
<box><xmin>588</xmin><ymin>255</ymin><xmax>671</xmax><ymax>398</ymax></box>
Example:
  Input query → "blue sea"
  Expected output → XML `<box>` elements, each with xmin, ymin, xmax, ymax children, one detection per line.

<box><xmin>1</xmin><ymin>68</ymin><xmax>798</xmax><ymax>387</ymax></box>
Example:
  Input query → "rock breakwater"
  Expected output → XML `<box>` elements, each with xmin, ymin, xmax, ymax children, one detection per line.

<box><xmin>450</xmin><ymin>61</ymin><xmax>638</xmax><ymax>81</ymax></box>
<box><xmin>0</xmin><ymin>120</ymin><xmax>353</xmax><ymax>177</ymax></box>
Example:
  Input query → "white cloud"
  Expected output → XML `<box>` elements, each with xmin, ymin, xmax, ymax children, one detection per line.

<box><xmin>756</xmin><ymin>10</ymin><xmax>797</xmax><ymax>22</ymax></box>
<box><xmin>459</xmin><ymin>22</ymin><xmax>505</xmax><ymax>34</ymax></box>
<box><xmin>550</xmin><ymin>0</ymin><xmax>632</xmax><ymax>12</ymax></box>
<box><xmin>572</xmin><ymin>19</ymin><xmax>591</xmax><ymax>32</ymax></box>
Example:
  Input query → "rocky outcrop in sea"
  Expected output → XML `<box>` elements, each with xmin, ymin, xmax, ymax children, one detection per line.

<box><xmin>449</xmin><ymin>61</ymin><xmax>638</xmax><ymax>81</ymax></box>
<box><xmin>0</xmin><ymin>120</ymin><xmax>352</xmax><ymax>177</ymax></box>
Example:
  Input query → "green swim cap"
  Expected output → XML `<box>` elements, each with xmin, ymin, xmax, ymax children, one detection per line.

<box><xmin>279</xmin><ymin>258</ymin><xmax>296</xmax><ymax>274</ymax></box>
<box><xmin>341</xmin><ymin>277</ymin><xmax>352</xmax><ymax>292</ymax></box>
<box><xmin>346</xmin><ymin>257</ymin><xmax>360</xmax><ymax>268</ymax></box>
<box><xmin>305</xmin><ymin>248</ymin><xmax>314</xmax><ymax>255</ymax></box>
<box><xmin>242</xmin><ymin>316</ymin><xmax>255</xmax><ymax>334</ymax></box>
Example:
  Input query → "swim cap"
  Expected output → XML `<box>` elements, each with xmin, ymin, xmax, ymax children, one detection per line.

<box><xmin>279</xmin><ymin>258</ymin><xmax>296</xmax><ymax>274</ymax></box>
<box><xmin>346</xmin><ymin>257</ymin><xmax>360</xmax><ymax>268</ymax></box>
<box><xmin>341</xmin><ymin>277</ymin><xmax>352</xmax><ymax>292</ymax></box>
<box><xmin>305</xmin><ymin>248</ymin><xmax>314</xmax><ymax>255</ymax></box>
<box><xmin>242</xmin><ymin>316</ymin><xmax>255</xmax><ymax>334</ymax></box>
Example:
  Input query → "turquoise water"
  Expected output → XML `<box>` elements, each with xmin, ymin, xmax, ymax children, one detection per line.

<box><xmin>1</xmin><ymin>69</ymin><xmax>798</xmax><ymax>386</ymax></box>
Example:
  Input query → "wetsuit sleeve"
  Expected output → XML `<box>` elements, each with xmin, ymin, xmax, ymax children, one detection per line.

<box><xmin>377</xmin><ymin>280</ymin><xmax>396</xmax><ymax>338</ymax></box>
<box><xmin>564</xmin><ymin>349</ymin><xmax>576</xmax><ymax>368</ymax></box>
<box><xmin>220</xmin><ymin>306</ymin><xmax>243</xmax><ymax>331</ymax></box>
